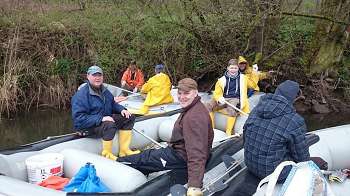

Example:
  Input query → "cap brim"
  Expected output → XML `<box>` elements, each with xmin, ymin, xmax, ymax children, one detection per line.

<box><xmin>88</xmin><ymin>71</ymin><xmax>102</xmax><ymax>75</ymax></box>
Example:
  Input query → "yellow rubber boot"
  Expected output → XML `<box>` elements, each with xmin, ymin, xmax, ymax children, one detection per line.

<box><xmin>225</xmin><ymin>116</ymin><xmax>236</xmax><ymax>136</ymax></box>
<box><xmin>101</xmin><ymin>140</ymin><xmax>118</xmax><ymax>161</ymax></box>
<box><xmin>119</xmin><ymin>130</ymin><xmax>141</xmax><ymax>157</ymax></box>
<box><xmin>209</xmin><ymin>112</ymin><xmax>215</xmax><ymax>128</ymax></box>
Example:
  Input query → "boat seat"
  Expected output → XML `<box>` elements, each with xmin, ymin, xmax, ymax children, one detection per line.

<box><xmin>60</xmin><ymin>148</ymin><xmax>148</xmax><ymax>192</ymax></box>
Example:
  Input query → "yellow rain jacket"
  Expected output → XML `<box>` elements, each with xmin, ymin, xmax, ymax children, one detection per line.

<box><xmin>141</xmin><ymin>73</ymin><xmax>174</xmax><ymax>106</ymax></box>
<box><xmin>213</xmin><ymin>74</ymin><xmax>250</xmax><ymax>114</ymax></box>
<box><xmin>238</xmin><ymin>56</ymin><xmax>268</xmax><ymax>92</ymax></box>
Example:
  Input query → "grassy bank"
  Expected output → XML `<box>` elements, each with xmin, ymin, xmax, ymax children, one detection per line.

<box><xmin>0</xmin><ymin>0</ymin><xmax>349</xmax><ymax>117</ymax></box>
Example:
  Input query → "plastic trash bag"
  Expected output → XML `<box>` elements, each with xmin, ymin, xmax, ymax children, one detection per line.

<box><xmin>63</xmin><ymin>162</ymin><xmax>110</xmax><ymax>193</ymax></box>
<box><xmin>254</xmin><ymin>161</ymin><xmax>334</xmax><ymax>196</ymax></box>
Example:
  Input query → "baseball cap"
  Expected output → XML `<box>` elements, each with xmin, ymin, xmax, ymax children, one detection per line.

<box><xmin>87</xmin><ymin>65</ymin><xmax>103</xmax><ymax>75</ymax></box>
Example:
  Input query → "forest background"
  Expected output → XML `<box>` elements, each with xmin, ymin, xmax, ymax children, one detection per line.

<box><xmin>0</xmin><ymin>0</ymin><xmax>349</xmax><ymax>118</ymax></box>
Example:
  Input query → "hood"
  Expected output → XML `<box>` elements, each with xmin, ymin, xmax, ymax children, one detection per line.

<box><xmin>274</xmin><ymin>80</ymin><xmax>300</xmax><ymax>104</ymax></box>
<box><xmin>238</xmin><ymin>56</ymin><xmax>248</xmax><ymax>64</ymax></box>
<box><xmin>255</xmin><ymin>93</ymin><xmax>295</xmax><ymax>119</ymax></box>
<box><xmin>238</xmin><ymin>56</ymin><xmax>252</xmax><ymax>73</ymax></box>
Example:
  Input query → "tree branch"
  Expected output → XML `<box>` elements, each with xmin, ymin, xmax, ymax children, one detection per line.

<box><xmin>282</xmin><ymin>12</ymin><xmax>349</xmax><ymax>26</ymax></box>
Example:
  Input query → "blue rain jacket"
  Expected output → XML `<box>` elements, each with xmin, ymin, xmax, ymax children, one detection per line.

<box><xmin>71</xmin><ymin>83</ymin><xmax>125</xmax><ymax>131</ymax></box>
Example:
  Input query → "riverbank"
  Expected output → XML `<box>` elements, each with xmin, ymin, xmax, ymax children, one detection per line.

<box><xmin>1</xmin><ymin>0</ymin><xmax>349</xmax><ymax>117</ymax></box>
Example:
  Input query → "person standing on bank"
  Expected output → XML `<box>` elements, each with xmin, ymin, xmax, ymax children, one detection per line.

<box><xmin>72</xmin><ymin>65</ymin><xmax>140</xmax><ymax>161</ymax></box>
<box><xmin>243</xmin><ymin>80</ymin><xmax>310</xmax><ymax>181</ymax></box>
<box><xmin>205</xmin><ymin>59</ymin><xmax>250</xmax><ymax>135</ymax></box>
<box><xmin>138</xmin><ymin>63</ymin><xmax>173</xmax><ymax>114</ymax></box>
<box><xmin>118</xmin><ymin>78</ymin><xmax>213</xmax><ymax>196</ymax></box>
<box><xmin>121</xmin><ymin>60</ymin><xmax>144</xmax><ymax>93</ymax></box>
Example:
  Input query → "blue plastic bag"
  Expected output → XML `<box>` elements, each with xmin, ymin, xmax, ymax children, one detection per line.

<box><xmin>63</xmin><ymin>162</ymin><xmax>110</xmax><ymax>193</ymax></box>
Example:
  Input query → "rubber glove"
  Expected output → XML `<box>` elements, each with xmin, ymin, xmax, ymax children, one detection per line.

<box><xmin>218</xmin><ymin>97</ymin><xmax>226</xmax><ymax>104</ymax></box>
<box><xmin>121</xmin><ymin>81</ymin><xmax>126</xmax><ymax>87</ymax></box>
<box><xmin>187</xmin><ymin>187</ymin><xmax>203</xmax><ymax>196</ymax></box>
<box><xmin>252</xmin><ymin>64</ymin><xmax>258</xmax><ymax>72</ymax></box>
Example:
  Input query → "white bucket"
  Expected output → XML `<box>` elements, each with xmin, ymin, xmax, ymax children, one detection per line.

<box><xmin>25</xmin><ymin>153</ymin><xmax>64</xmax><ymax>184</ymax></box>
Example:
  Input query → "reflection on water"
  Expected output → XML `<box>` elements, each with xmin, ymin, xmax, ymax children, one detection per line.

<box><xmin>0</xmin><ymin>110</ymin><xmax>72</xmax><ymax>150</ymax></box>
<box><xmin>302</xmin><ymin>112</ymin><xmax>350</xmax><ymax>132</ymax></box>
<box><xmin>1</xmin><ymin>110</ymin><xmax>350</xmax><ymax>150</ymax></box>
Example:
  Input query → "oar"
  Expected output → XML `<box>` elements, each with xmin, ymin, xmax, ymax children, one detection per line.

<box><xmin>223</xmin><ymin>100</ymin><xmax>249</xmax><ymax>116</ymax></box>
<box><xmin>132</xmin><ymin>128</ymin><xmax>166</xmax><ymax>148</ymax></box>
<box><xmin>126</xmin><ymin>93</ymin><xmax>143</xmax><ymax>98</ymax></box>
<box><xmin>118</xmin><ymin>87</ymin><xmax>142</xmax><ymax>97</ymax></box>
<box><xmin>131</xmin><ymin>108</ymin><xmax>184</xmax><ymax>148</ymax></box>
<box><xmin>135</xmin><ymin>108</ymin><xmax>183</xmax><ymax>122</ymax></box>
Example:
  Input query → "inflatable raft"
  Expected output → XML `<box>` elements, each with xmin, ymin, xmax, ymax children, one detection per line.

<box><xmin>2</xmin><ymin>84</ymin><xmax>348</xmax><ymax>195</ymax></box>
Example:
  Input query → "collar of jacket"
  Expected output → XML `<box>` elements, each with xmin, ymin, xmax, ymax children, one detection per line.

<box><xmin>182</xmin><ymin>96</ymin><xmax>201</xmax><ymax>112</ymax></box>
<box><xmin>88</xmin><ymin>82</ymin><xmax>107</xmax><ymax>96</ymax></box>
<box><xmin>127</xmin><ymin>68</ymin><xmax>141</xmax><ymax>74</ymax></box>
<box><xmin>224</xmin><ymin>70</ymin><xmax>239</xmax><ymax>79</ymax></box>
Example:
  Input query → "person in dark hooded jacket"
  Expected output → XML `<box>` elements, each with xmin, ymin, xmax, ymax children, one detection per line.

<box><xmin>243</xmin><ymin>80</ymin><xmax>310</xmax><ymax>181</ymax></box>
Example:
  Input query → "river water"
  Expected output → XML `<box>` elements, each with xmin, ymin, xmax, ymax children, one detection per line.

<box><xmin>1</xmin><ymin>109</ymin><xmax>350</xmax><ymax>150</ymax></box>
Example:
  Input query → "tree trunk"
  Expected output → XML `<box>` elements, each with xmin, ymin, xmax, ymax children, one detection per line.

<box><xmin>244</xmin><ymin>0</ymin><xmax>282</xmax><ymax>64</ymax></box>
<box><xmin>308</xmin><ymin>0</ymin><xmax>350</xmax><ymax>74</ymax></box>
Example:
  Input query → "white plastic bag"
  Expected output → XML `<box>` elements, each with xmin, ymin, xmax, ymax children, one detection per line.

<box><xmin>254</xmin><ymin>161</ymin><xmax>334</xmax><ymax>196</ymax></box>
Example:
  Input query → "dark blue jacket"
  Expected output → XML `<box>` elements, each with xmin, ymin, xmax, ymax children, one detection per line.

<box><xmin>243</xmin><ymin>93</ymin><xmax>310</xmax><ymax>180</ymax></box>
<box><xmin>71</xmin><ymin>83</ymin><xmax>125</xmax><ymax>131</ymax></box>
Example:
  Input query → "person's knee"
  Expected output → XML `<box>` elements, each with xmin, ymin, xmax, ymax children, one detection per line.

<box><xmin>101</xmin><ymin>121</ymin><xmax>117</xmax><ymax>140</ymax></box>
<box><xmin>103</xmin><ymin>121</ymin><xmax>117</xmax><ymax>129</ymax></box>
<box><xmin>227</xmin><ymin>108</ymin><xmax>238</xmax><ymax>116</ymax></box>
<box><xmin>205</xmin><ymin>102</ymin><xmax>213</xmax><ymax>112</ymax></box>
<box><xmin>205</xmin><ymin>99</ymin><xmax>217</xmax><ymax>112</ymax></box>
<box><xmin>118</xmin><ymin>114</ymin><xmax>135</xmax><ymax>130</ymax></box>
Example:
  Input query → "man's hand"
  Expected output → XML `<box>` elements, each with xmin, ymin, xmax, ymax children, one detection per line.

<box><xmin>218</xmin><ymin>97</ymin><xmax>226</xmax><ymax>105</ymax></box>
<box><xmin>121</xmin><ymin>109</ymin><xmax>131</xmax><ymax>118</ymax></box>
<box><xmin>114</xmin><ymin>96</ymin><xmax>127</xmax><ymax>103</ymax></box>
<box><xmin>187</xmin><ymin>187</ymin><xmax>203</xmax><ymax>196</ymax></box>
<box><xmin>102</xmin><ymin>116</ymin><xmax>114</xmax><ymax>122</ymax></box>
<box><xmin>133</xmin><ymin>87</ymin><xmax>138</xmax><ymax>93</ymax></box>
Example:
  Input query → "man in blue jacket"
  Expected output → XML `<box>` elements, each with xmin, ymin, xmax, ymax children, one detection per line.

<box><xmin>243</xmin><ymin>80</ymin><xmax>310</xmax><ymax>181</ymax></box>
<box><xmin>71</xmin><ymin>65</ymin><xmax>140</xmax><ymax>160</ymax></box>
